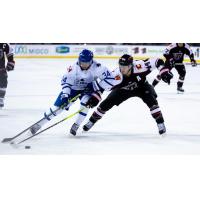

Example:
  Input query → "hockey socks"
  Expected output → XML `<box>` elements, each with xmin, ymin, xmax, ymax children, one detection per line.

<box><xmin>150</xmin><ymin>105</ymin><xmax>166</xmax><ymax>134</ymax></box>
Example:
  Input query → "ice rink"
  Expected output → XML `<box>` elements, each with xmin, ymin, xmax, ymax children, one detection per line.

<box><xmin>1</xmin><ymin>58</ymin><xmax>200</xmax><ymax>154</ymax></box>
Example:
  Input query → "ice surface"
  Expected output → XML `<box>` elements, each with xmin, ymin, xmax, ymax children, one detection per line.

<box><xmin>1</xmin><ymin>58</ymin><xmax>200</xmax><ymax>154</ymax></box>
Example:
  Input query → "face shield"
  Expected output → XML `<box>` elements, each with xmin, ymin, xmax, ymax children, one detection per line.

<box><xmin>79</xmin><ymin>60</ymin><xmax>93</xmax><ymax>70</ymax></box>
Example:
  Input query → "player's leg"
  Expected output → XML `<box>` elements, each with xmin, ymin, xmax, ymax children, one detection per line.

<box><xmin>83</xmin><ymin>89</ymin><xmax>131</xmax><ymax>131</ymax></box>
<box><xmin>139</xmin><ymin>83</ymin><xmax>166</xmax><ymax>134</ymax></box>
<box><xmin>0</xmin><ymin>71</ymin><xmax>8</xmax><ymax>108</ymax></box>
<box><xmin>30</xmin><ymin>91</ymin><xmax>78</xmax><ymax>134</ymax></box>
<box><xmin>175</xmin><ymin>64</ymin><xmax>186</xmax><ymax>93</ymax></box>
<box><xmin>70</xmin><ymin>94</ymin><xmax>90</xmax><ymax>135</ymax></box>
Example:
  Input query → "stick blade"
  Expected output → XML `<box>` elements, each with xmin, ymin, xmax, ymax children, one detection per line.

<box><xmin>2</xmin><ymin>138</ymin><xmax>13</xmax><ymax>143</ymax></box>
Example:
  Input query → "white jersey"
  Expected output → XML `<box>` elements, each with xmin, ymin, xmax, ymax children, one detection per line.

<box><xmin>133</xmin><ymin>57</ymin><xmax>163</xmax><ymax>72</ymax></box>
<box><xmin>61</xmin><ymin>60</ymin><xmax>111</xmax><ymax>95</ymax></box>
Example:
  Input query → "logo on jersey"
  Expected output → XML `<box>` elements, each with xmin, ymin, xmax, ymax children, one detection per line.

<box><xmin>173</xmin><ymin>53</ymin><xmax>183</xmax><ymax>60</ymax></box>
<box><xmin>122</xmin><ymin>82</ymin><xmax>138</xmax><ymax>90</ymax></box>
<box><xmin>115</xmin><ymin>75</ymin><xmax>121</xmax><ymax>80</ymax></box>
<box><xmin>136</xmin><ymin>64</ymin><xmax>142</xmax><ymax>69</ymax></box>
<box><xmin>75</xmin><ymin>78</ymin><xmax>87</xmax><ymax>87</ymax></box>
<box><xmin>67</xmin><ymin>66</ymin><xmax>72</xmax><ymax>72</ymax></box>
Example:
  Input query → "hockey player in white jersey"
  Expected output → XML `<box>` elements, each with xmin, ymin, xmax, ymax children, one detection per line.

<box><xmin>83</xmin><ymin>54</ymin><xmax>173</xmax><ymax>135</ymax></box>
<box><xmin>30</xmin><ymin>49</ymin><xmax>112</xmax><ymax>136</ymax></box>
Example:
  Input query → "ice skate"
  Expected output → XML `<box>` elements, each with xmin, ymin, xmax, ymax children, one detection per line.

<box><xmin>177</xmin><ymin>87</ymin><xmax>184</xmax><ymax>94</ymax></box>
<box><xmin>70</xmin><ymin>123</ymin><xmax>79</xmax><ymax>136</ymax></box>
<box><xmin>157</xmin><ymin>123</ymin><xmax>166</xmax><ymax>135</ymax></box>
<box><xmin>83</xmin><ymin>121</ymin><xmax>94</xmax><ymax>132</ymax></box>
<box><xmin>0</xmin><ymin>98</ymin><xmax>4</xmax><ymax>109</ymax></box>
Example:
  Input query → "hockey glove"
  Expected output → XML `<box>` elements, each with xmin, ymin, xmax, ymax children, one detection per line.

<box><xmin>60</xmin><ymin>93</ymin><xmax>69</xmax><ymax>107</ymax></box>
<box><xmin>86</xmin><ymin>92</ymin><xmax>102</xmax><ymax>108</ymax></box>
<box><xmin>191</xmin><ymin>59</ymin><xmax>197</xmax><ymax>67</ymax></box>
<box><xmin>160</xmin><ymin>69</ymin><xmax>173</xmax><ymax>85</ymax></box>
<box><xmin>6</xmin><ymin>61</ymin><xmax>15</xmax><ymax>71</ymax></box>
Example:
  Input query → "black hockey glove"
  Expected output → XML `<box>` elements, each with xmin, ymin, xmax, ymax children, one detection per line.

<box><xmin>6</xmin><ymin>61</ymin><xmax>15</xmax><ymax>71</ymax></box>
<box><xmin>160</xmin><ymin>69</ymin><xmax>173</xmax><ymax>85</ymax></box>
<box><xmin>86</xmin><ymin>92</ymin><xmax>102</xmax><ymax>108</ymax></box>
<box><xmin>191</xmin><ymin>59</ymin><xmax>197</xmax><ymax>67</ymax></box>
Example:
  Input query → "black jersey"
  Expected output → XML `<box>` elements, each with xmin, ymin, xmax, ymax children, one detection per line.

<box><xmin>111</xmin><ymin>58</ymin><xmax>165</xmax><ymax>91</ymax></box>
<box><xmin>115</xmin><ymin>67</ymin><xmax>149</xmax><ymax>90</ymax></box>
<box><xmin>163</xmin><ymin>43</ymin><xmax>194</xmax><ymax>63</ymax></box>
<box><xmin>0</xmin><ymin>43</ymin><xmax>14</xmax><ymax>70</ymax></box>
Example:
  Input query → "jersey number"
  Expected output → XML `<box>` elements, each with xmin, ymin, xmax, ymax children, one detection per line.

<box><xmin>102</xmin><ymin>71</ymin><xmax>111</xmax><ymax>78</ymax></box>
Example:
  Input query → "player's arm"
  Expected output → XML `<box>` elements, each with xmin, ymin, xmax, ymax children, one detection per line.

<box><xmin>185</xmin><ymin>44</ymin><xmax>197</xmax><ymax>67</ymax></box>
<box><xmin>86</xmin><ymin>66</ymin><xmax>122</xmax><ymax>108</ymax></box>
<box><xmin>163</xmin><ymin>44</ymin><xmax>175</xmax><ymax>60</ymax></box>
<box><xmin>190</xmin><ymin>54</ymin><xmax>197</xmax><ymax>67</ymax></box>
<box><xmin>92</xmin><ymin>65</ymin><xmax>121</xmax><ymax>92</ymax></box>
<box><xmin>153</xmin><ymin>58</ymin><xmax>173</xmax><ymax>85</ymax></box>
<box><xmin>5</xmin><ymin>43</ymin><xmax>15</xmax><ymax>71</ymax></box>
<box><xmin>163</xmin><ymin>44</ymin><xmax>176</xmax><ymax>68</ymax></box>
<box><xmin>142</xmin><ymin>58</ymin><xmax>173</xmax><ymax>84</ymax></box>
<box><xmin>98</xmin><ymin>67</ymin><xmax>122</xmax><ymax>91</ymax></box>
<box><xmin>60</xmin><ymin>69</ymin><xmax>74</xmax><ymax>105</ymax></box>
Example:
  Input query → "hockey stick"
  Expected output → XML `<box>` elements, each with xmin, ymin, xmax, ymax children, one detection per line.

<box><xmin>2</xmin><ymin>118</ymin><xmax>46</xmax><ymax>143</ymax></box>
<box><xmin>175</xmin><ymin>63</ymin><xmax>200</xmax><ymax>66</ymax></box>
<box><xmin>1</xmin><ymin>94</ymin><xmax>81</xmax><ymax>143</ymax></box>
<box><xmin>16</xmin><ymin>108</ymin><xmax>85</xmax><ymax>145</ymax></box>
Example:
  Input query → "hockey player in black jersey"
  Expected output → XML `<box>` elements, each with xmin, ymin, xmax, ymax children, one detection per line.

<box><xmin>83</xmin><ymin>54</ymin><xmax>173</xmax><ymax>135</ymax></box>
<box><xmin>152</xmin><ymin>43</ymin><xmax>197</xmax><ymax>93</ymax></box>
<box><xmin>0</xmin><ymin>43</ymin><xmax>15</xmax><ymax>108</ymax></box>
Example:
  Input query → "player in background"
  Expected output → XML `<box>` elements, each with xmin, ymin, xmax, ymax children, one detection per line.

<box><xmin>83</xmin><ymin>54</ymin><xmax>173</xmax><ymax>135</ymax></box>
<box><xmin>30</xmin><ymin>49</ymin><xmax>113</xmax><ymax>136</ymax></box>
<box><xmin>0</xmin><ymin>43</ymin><xmax>15</xmax><ymax>108</ymax></box>
<box><xmin>152</xmin><ymin>43</ymin><xmax>197</xmax><ymax>93</ymax></box>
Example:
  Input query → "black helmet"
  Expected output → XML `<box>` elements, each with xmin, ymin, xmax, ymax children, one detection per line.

<box><xmin>119</xmin><ymin>54</ymin><xmax>133</xmax><ymax>66</ymax></box>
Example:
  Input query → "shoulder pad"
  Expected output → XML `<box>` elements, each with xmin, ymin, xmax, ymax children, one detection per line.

<box><xmin>93</xmin><ymin>60</ymin><xmax>101</xmax><ymax>67</ymax></box>
<box><xmin>167</xmin><ymin>43</ymin><xmax>176</xmax><ymax>50</ymax></box>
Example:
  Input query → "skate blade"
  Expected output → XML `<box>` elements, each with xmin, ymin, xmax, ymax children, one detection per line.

<box><xmin>177</xmin><ymin>91</ymin><xmax>184</xmax><ymax>94</ymax></box>
<box><xmin>2</xmin><ymin>138</ymin><xmax>12</xmax><ymax>143</ymax></box>
<box><xmin>159</xmin><ymin>132</ymin><xmax>167</xmax><ymax>138</ymax></box>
